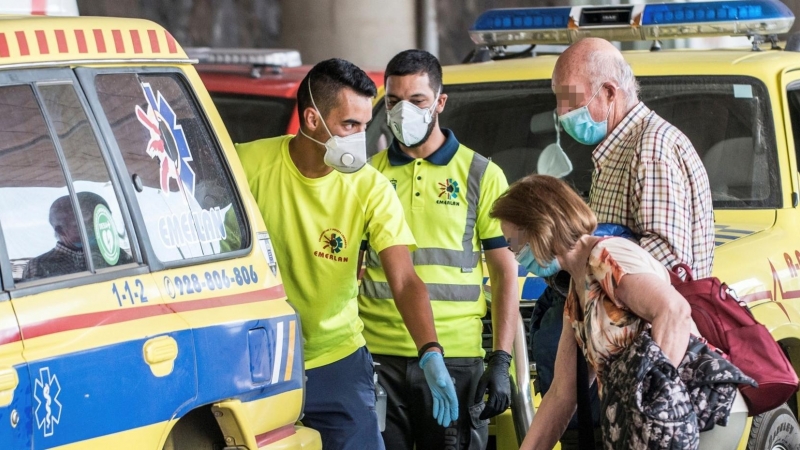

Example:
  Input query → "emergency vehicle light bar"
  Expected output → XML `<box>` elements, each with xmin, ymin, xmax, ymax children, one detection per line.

<box><xmin>186</xmin><ymin>47</ymin><xmax>302</xmax><ymax>67</ymax></box>
<box><xmin>469</xmin><ymin>0</ymin><xmax>794</xmax><ymax>46</ymax></box>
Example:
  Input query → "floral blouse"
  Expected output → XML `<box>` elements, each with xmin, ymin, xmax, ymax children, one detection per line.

<box><xmin>564</xmin><ymin>237</ymin><xmax>671</xmax><ymax>393</ymax></box>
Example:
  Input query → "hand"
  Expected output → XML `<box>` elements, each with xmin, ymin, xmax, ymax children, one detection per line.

<box><xmin>419</xmin><ymin>351</ymin><xmax>459</xmax><ymax>427</ymax></box>
<box><xmin>474</xmin><ymin>350</ymin><xmax>512</xmax><ymax>419</ymax></box>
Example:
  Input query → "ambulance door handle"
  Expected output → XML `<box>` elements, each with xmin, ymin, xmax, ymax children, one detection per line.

<box><xmin>143</xmin><ymin>336</ymin><xmax>178</xmax><ymax>378</ymax></box>
<box><xmin>0</xmin><ymin>367</ymin><xmax>18</xmax><ymax>407</ymax></box>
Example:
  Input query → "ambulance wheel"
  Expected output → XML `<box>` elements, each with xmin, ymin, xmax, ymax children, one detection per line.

<box><xmin>747</xmin><ymin>404</ymin><xmax>800</xmax><ymax>450</ymax></box>
<box><xmin>162</xmin><ymin>407</ymin><xmax>225</xmax><ymax>450</ymax></box>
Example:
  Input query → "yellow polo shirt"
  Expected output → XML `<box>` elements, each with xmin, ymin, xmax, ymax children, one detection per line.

<box><xmin>360</xmin><ymin>129</ymin><xmax>509</xmax><ymax>358</ymax></box>
<box><xmin>237</xmin><ymin>135</ymin><xmax>416</xmax><ymax>369</ymax></box>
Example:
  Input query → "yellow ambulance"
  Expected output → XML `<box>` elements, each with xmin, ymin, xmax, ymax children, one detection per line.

<box><xmin>367</xmin><ymin>1</ymin><xmax>800</xmax><ymax>448</ymax></box>
<box><xmin>0</xmin><ymin>7</ymin><xmax>320</xmax><ymax>450</ymax></box>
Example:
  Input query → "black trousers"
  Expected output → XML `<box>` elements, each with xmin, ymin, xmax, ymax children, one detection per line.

<box><xmin>373</xmin><ymin>354</ymin><xmax>489</xmax><ymax>450</ymax></box>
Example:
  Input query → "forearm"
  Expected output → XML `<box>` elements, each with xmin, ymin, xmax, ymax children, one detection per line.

<box><xmin>650</xmin><ymin>305</ymin><xmax>692</xmax><ymax>367</ymax></box>
<box><xmin>489</xmin><ymin>272</ymin><xmax>519</xmax><ymax>353</ymax></box>
<box><xmin>521</xmin><ymin>320</ymin><xmax>579</xmax><ymax>450</ymax></box>
<box><xmin>520</xmin><ymin>389</ymin><xmax>576</xmax><ymax>450</ymax></box>
<box><xmin>486</xmin><ymin>248</ymin><xmax>520</xmax><ymax>353</ymax></box>
<box><xmin>393</xmin><ymin>277</ymin><xmax>439</xmax><ymax>350</ymax></box>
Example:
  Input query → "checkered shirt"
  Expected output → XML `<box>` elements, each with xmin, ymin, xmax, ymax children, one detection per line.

<box><xmin>589</xmin><ymin>102</ymin><xmax>715</xmax><ymax>278</ymax></box>
<box><xmin>23</xmin><ymin>241</ymin><xmax>86</xmax><ymax>280</ymax></box>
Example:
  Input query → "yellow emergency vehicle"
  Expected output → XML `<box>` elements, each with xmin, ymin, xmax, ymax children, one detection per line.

<box><xmin>0</xmin><ymin>7</ymin><xmax>320</xmax><ymax>450</ymax></box>
<box><xmin>367</xmin><ymin>1</ymin><xmax>800</xmax><ymax>448</ymax></box>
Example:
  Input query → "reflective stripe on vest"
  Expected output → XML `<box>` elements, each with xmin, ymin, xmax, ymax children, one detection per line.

<box><xmin>360</xmin><ymin>279</ymin><xmax>482</xmax><ymax>302</ymax></box>
<box><xmin>366</xmin><ymin>153</ymin><xmax>490</xmax><ymax>274</ymax></box>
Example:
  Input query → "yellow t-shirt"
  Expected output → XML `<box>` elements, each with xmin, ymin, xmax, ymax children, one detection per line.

<box><xmin>237</xmin><ymin>135</ymin><xmax>416</xmax><ymax>369</ymax></box>
<box><xmin>360</xmin><ymin>131</ymin><xmax>509</xmax><ymax>357</ymax></box>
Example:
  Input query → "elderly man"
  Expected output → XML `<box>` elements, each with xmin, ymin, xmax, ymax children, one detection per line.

<box><xmin>552</xmin><ymin>37</ymin><xmax>714</xmax><ymax>277</ymax></box>
<box><xmin>529</xmin><ymin>37</ymin><xmax>717</xmax><ymax>449</ymax></box>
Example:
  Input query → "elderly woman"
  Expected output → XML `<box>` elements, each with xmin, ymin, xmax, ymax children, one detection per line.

<box><xmin>491</xmin><ymin>175</ymin><xmax>753</xmax><ymax>450</ymax></box>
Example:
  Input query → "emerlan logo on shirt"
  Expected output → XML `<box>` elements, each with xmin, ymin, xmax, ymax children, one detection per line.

<box><xmin>437</xmin><ymin>178</ymin><xmax>461</xmax><ymax>206</ymax></box>
<box><xmin>315</xmin><ymin>228</ymin><xmax>349</xmax><ymax>262</ymax></box>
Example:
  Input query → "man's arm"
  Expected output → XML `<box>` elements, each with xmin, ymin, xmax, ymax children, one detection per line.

<box><xmin>379</xmin><ymin>245</ymin><xmax>438</xmax><ymax>348</ymax></box>
<box><xmin>473</xmin><ymin>246</ymin><xmax>520</xmax><ymax>419</ymax></box>
<box><xmin>484</xmin><ymin>246</ymin><xmax>520</xmax><ymax>353</ymax></box>
<box><xmin>635</xmin><ymin>157</ymin><xmax>690</xmax><ymax>271</ymax></box>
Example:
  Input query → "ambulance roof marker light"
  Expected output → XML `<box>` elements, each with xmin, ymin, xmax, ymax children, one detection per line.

<box><xmin>185</xmin><ymin>48</ymin><xmax>303</xmax><ymax>77</ymax></box>
<box><xmin>469</xmin><ymin>0</ymin><xmax>794</xmax><ymax>47</ymax></box>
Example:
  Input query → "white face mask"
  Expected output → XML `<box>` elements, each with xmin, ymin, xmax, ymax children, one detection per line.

<box><xmin>299</xmin><ymin>80</ymin><xmax>367</xmax><ymax>173</ymax></box>
<box><xmin>537</xmin><ymin>110</ymin><xmax>573</xmax><ymax>178</ymax></box>
<box><xmin>386</xmin><ymin>92</ymin><xmax>439</xmax><ymax>147</ymax></box>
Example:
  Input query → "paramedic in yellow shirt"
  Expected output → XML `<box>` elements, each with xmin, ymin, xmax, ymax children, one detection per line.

<box><xmin>236</xmin><ymin>58</ymin><xmax>458</xmax><ymax>450</ymax></box>
<box><xmin>360</xmin><ymin>50</ymin><xmax>520</xmax><ymax>450</ymax></box>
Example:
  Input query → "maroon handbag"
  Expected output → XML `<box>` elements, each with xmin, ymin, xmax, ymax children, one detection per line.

<box><xmin>669</xmin><ymin>263</ymin><xmax>799</xmax><ymax>415</ymax></box>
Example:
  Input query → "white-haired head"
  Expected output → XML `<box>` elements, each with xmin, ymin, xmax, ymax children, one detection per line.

<box><xmin>585</xmin><ymin>48</ymin><xmax>639</xmax><ymax>109</ymax></box>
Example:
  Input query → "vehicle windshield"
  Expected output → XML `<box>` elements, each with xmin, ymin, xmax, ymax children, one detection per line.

<box><xmin>210</xmin><ymin>93</ymin><xmax>295</xmax><ymax>144</ymax></box>
<box><xmin>367</xmin><ymin>75</ymin><xmax>779</xmax><ymax>209</ymax></box>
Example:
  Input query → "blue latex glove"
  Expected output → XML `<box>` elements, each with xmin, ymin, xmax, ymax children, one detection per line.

<box><xmin>419</xmin><ymin>351</ymin><xmax>459</xmax><ymax>427</ymax></box>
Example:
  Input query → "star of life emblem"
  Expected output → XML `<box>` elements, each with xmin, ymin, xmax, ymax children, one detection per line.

<box><xmin>34</xmin><ymin>367</ymin><xmax>62</xmax><ymax>437</ymax></box>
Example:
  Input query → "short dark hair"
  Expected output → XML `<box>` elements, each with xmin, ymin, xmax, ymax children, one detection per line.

<box><xmin>384</xmin><ymin>49</ymin><xmax>442</xmax><ymax>94</ymax></box>
<box><xmin>297</xmin><ymin>58</ymin><xmax>377</xmax><ymax>126</ymax></box>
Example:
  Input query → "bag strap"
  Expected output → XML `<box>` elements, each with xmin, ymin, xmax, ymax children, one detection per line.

<box><xmin>670</xmin><ymin>263</ymin><xmax>694</xmax><ymax>284</ymax></box>
<box><xmin>576</xmin><ymin>349</ymin><xmax>596</xmax><ymax>449</ymax></box>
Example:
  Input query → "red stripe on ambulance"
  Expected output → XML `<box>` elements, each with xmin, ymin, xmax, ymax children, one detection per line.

<box><xmin>130</xmin><ymin>29</ymin><xmax>142</xmax><ymax>54</ymax></box>
<box><xmin>16</xmin><ymin>31</ymin><xmax>29</xmax><ymax>56</ymax></box>
<box><xmin>112</xmin><ymin>29</ymin><xmax>124</xmax><ymax>53</ymax></box>
<box><xmin>55</xmin><ymin>30</ymin><xmax>68</xmax><ymax>53</ymax></box>
<box><xmin>148</xmin><ymin>29</ymin><xmax>160</xmax><ymax>53</ymax></box>
<box><xmin>19</xmin><ymin>286</ymin><xmax>287</xmax><ymax>341</ymax></box>
<box><xmin>0</xmin><ymin>34</ymin><xmax>9</xmax><ymax>58</ymax></box>
<box><xmin>75</xmin><ymin>29</ymin><xmax>87</xmax><ymax>53</ymax></box>
<box><xmin>35</xmin><ymin>30</ymin><xmax>49</xmax><ymax>54</ymax></box>
<box><xmin>165</xmin><ymin>30</ymin><xmax>178</xmax><ymax>53</ymax></box>
<box><xmin>93</xmin><ymin>29</ymin><xmax>106</xmax><ymax>53</ymax></box>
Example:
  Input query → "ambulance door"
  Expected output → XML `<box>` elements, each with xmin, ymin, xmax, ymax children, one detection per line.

<box><xmin>0</xmin><ymin>295</ymin><xmax>31</xmax><ymax>449</ymax></box>
<box><xmin>76</xmin><ymin>66</ymin><xmax>304</xmax><ymax>435</ymax></box>
<box><xmin>0</xmin><ymin>68</ymin><xmax>196</xmax><ymax>449</ymax></box>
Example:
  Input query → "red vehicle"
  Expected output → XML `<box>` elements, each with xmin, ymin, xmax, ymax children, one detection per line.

<box><xmin>189</xmin><ymin>48</ymin><xmax>384</xmax><ymax>143</ymax></box>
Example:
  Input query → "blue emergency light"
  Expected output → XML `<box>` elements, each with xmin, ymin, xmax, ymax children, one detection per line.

<box><xmin>469</xmin><ymin>0</ymin><xmax>794</xmax><ymax>46</ymax></box>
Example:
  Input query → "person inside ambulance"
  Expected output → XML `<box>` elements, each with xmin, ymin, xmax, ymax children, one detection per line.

<box><xmin>24</xmin><ymin>192</ymin><xmax>132</xmax><ymax>280</ymax></box>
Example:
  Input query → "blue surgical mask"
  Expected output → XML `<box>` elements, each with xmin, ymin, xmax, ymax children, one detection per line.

<box><xmin>515</xmin><ymin>244</ymin><xmax>561</xmax><ymax>277</ymax></box>
<box><xmin>557</xmin><ymin>87</ymin><xmax>612</xmax><ymax>146</ymax></box>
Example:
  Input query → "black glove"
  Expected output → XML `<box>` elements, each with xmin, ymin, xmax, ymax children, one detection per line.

<box><xmin>474</xmin><ymin>350</ymin><xmax>512</xmax><ymax>419</ymax></box>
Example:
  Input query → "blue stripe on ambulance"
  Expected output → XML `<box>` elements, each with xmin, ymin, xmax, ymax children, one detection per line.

<box><xmin>24</xmin><ymin>315</ymin><xmax>299</xmax><ymax>448</ymax></box>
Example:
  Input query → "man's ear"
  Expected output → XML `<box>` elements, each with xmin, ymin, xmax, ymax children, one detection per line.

<box><xmin>603</xmin><ymin>82</ymin><xmax>617</xmax><ymax>103</ymax></box>
<box><xmin>436</xmin><ymin>93</ymin><xmax>448</xmax><ymax>114</ymax></box>
<box><xmin>302</xmin><ymin>107</ymin><xmax>319</xmax><ymax>132</ymax></box>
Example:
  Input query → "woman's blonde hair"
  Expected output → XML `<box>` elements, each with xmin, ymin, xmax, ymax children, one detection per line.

<box><xmin>490</xmin><ymin>175</ymin><xmax>596</xmax><ymax>263</ymax></box>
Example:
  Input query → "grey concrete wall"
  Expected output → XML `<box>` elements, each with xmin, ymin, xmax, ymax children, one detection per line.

<box><xmin>278</xmin><ymin>0</ymin><xmax>416</xmax><ymax>69</ymax></box>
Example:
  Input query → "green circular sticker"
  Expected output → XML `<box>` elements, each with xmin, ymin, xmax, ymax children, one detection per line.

<box><xmin>94</xmin><ymin>204</ymin><xmax>120</xmax><ymax>266</ymax></box>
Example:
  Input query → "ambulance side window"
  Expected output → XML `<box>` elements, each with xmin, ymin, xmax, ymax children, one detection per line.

<box><xmin>93</xmin><ymin>72</ymin><xmax>247</xmax><ymax>263</ymax></box>
<box><xmin>37</xmin><ymin>83</ymin><xmax>135</xmax><ymax>271</ymax></box>
<box><xmin>0</xmin><ymin>84</ymin><xmax>88</xmax><ymax>282</ymax></box>
<box><xmin>786</xmin><ymin>84</ymin><xmax>800</xmax><ymax>175</ymax></box>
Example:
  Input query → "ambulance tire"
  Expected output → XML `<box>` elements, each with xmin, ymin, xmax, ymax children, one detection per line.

<box><xmin>162</xmin><ymin>407</ymin><xmax>225</xmax><ymax>450</ymax></box>
<box><xmin>746</xmin><ymin>404</ymin><xmax>800</xmax><ymax>450</ymax></box>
